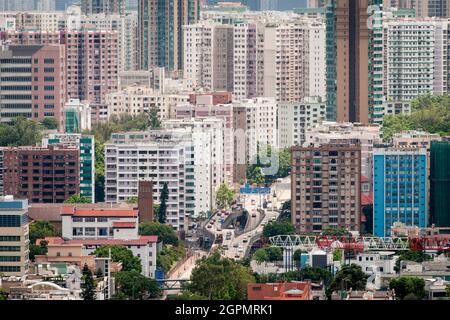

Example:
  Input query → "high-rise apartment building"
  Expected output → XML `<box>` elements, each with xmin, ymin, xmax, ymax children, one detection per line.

<box><xmin>2</xmin><ymin>30</ymin><xmax>119</xmax><ymax>105</ymax></box>
<box><xmin>0</xmin><ymin>44</ymin><xmax>67</xmax><ymax>126</ymax></box>
<box><xmin>326</xmin><ymin>0</ymin><xmax>370</xmax><ymax>123</ymax></box>
<box><xmin>0</xmin><ymin>145</ymin><xmax>80</xmax><ymax>203</ymax></box>
<box><xmin>291</xmin><ymin>143</ymin><xmax>362</xmax><ymax>233</ymax></box>
<box><xmin>43</xmin><ymin>134</ymin><xmax>95</xmax><ymax>203</ymax></box>
<box><xmin>278</xmin><ymin>97</ymin><xmax>327</xmax><ymax>149</ymax></box>
<box><xmin>138</xmin><ymin>0</ymin><xmax>200</xmax><ymax>72</ymax></box>
<box><xmin>0</xmin><ymin>196</ymin><xmax>29</xmax><ymax>276</ymax></box>
<box><xmin>81</xmin><ymin>0</ymin><xmax>126</xmax><ymax>15</ymax></box>
<box><xmin>105</xmin><ymin>126</ymin><xmax>223</xmax><ymax>230</ymax></box>
<box><xmin>183</xmin><ymin>21</ymin><xmax>234</xmax><ymax>92</ymax></box>
<box><xmin>304</xmin><ymin>122</ymin><xmax>382</xmax><ymax>188</ymax></box>
<box><xmin>373</xmin><ymin>148</ymin><xmax>428</xmax><ymax>237</ymax></box>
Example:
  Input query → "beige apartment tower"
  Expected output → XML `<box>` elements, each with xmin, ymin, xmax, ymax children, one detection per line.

<box><xmin>291</xmin><ymin>143</ymin><xmax>362</xmax><ymax>233</ymax></box>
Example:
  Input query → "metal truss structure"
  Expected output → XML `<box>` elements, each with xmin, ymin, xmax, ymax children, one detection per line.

<box><xmin>269</xmin><ymin>235</ymin><xmax>449</xmax><ymax>252</ymax></box>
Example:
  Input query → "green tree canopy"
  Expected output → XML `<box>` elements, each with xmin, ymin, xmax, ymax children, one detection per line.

<box><xmin>321</xmin><ymin>228</ymin><xmax>351</xmax><ymax>237</ymax></box>
<box><xmin>293</xmin><ymin>249</ymin><xmax>305</xmax><ymax>262</ymax></box>
<box><xmin>81</xmin><ymin>263</ymin><xmax>96</xmax><ymax>300</ymax></box>
<box><xmin>139</xmin><ymin>221</ymin><xmax>178</xmax><ymax>246</ymax></box>
<box><xmin>126</xmin><ymin>197</ymin><xmax>138</xmax><ymax>204</ymax></box>
<box><xmin>382</xmin><ymin>94</ymin><xmax>450</xmax><ymax>141</ymax></box>
<box><xmin>156</xmin><ymin>243</ymin><xmax>186</xmax><ymax>273</ymax></box>
<box><xmin>64</xmin><ymin>194</ymin><xmax>91</xmax><ymax>204</ymax></box>
<box><xmin>29</xmin><ymin>220</ymin><xmax>59</xmax><ymax>245</ymax></box>
<box><xmin>187</xmin><ymin>252</ymin><xmax>255</xmax><ymax>300</ymax></box>
<box><xmin>326</xmin><ymin>264</ymin><xmax>368</xmax><ymax>299</ymax></box>
<box><xmin>253</xmin><ymin>248</ymin><xmax>269</xmax><ymax>263</ymax></box>
<box><xmin>92</xmin><ymin>245</ymin><xmax>141</xmax><ymax>273</ymax></box>
<box><xmin>0</xmin><ymin>288</ymin><xmax>7</xmax><ymax>300</ymax></box>
<box><xmin>251</xmin><ymin>247</ymin><xmax>283</xmax><ymax>263</ymax></box>
<box><xmin>158</xmin><ymin>183</ymin><xmax>169</xmax><ymax>224</ymax></box>
<box><xmin>0</xmin><ymin>117</ymin><xmax>43</xmax><ymax>147</ymax></box>
<box><xmin>262</xmin><ymin>221</ymin><xmax>295</xmax><ymax>238</ymax></box>
<box><xmin>216</xmin><ymin>183</ymin><xmax>235</xmax><ymax>209</ymax></box>
<box><xmin>113</xmin><ymin>271</ymin><xmax>161</xmax><ymax>300</ymax></box>
<box><xmin>41</xmin><ymin>117</ymin><xmax>59</xmax><ymax>130</ymax></box>
<box><xmin>389</xmin><ymin>277</ymin><xmax>426</xmax><ymax>300</ymax></box>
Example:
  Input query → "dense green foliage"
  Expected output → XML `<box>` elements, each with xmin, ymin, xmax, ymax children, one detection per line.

<box><xmin>28</xmin><ymin>220</ymin><xmax>59</xmax><ymax>260</ymax></box>
<box><xmin>187</xmin><ymin>252</ymin><xmax>255</xmax><ymax>300</ymax></box>
<box><xmin>42</xmin><ymin>117</ymin><xmax>59</xmax><ymax>130</ymax></box>
<box><xmin>389</xmin><ymin>277</ymin><xmax>426</xmax><ymax>300</ymax></box>
<box><xmin>0</xmin><ymin>117</ymin><xmax>43</xmax><ymax>147</ymax></box>
<box><xmin>262</xmin><ymin>221</ymin><xmax>295</xmax><ymax>238</ymax></box>
<box><xmin>0</xmin><ymin>288</ymin><xmax>7</xmax><ymax>300</ymax></box>
<box><xmin>252</xmin><ymin>246</ymin><xmax>283</xmax><ymax>263</ymax></box>
<box><xmin>64</xmin><ymin>194</ymin><xmax>91</xmax><ymax>204</ymax></box>
<box><xmin>216</xmin><ymin>183</ymin><xmax>235</xmax><ymax>209</ymax></box>
<box><xmin>321</xmin><ymin>228</ymin><xmax>351</xmax><ymax>237</ymax></box>
<box><xmin>92</xmin><ymin>245</ymin><xmax>142</xmax><ymax>273</ymax></box>
<box><xmin>326</xmin><ymin>264</ymin><xmax>368</xmax><ymax>299</ymax></box>
<box><xmin>382</xmin><ymin>94</ymin><xmax>450</xmax><ymax>140</ymax></box>
<box><xmin>156</xmin><ymin>243</ymin><xmax>186</xmax><ymax>273</ymax></box>
<box><xmin>113</xmin><ymin>271</ymin><xmax>161</xmax><ymax>300</ymax></box>
<box><xmin>278</xmin><ymin>200</ymin><xmax>291</xmax><ymax>223</ymax></box>
<box><xmin>247</xmin><ymin>145</ymin><xmax>291</xmax><ymax>185</ymax></box>
<box><xmin>81</xmin><ymin>263</ymin><xmax>96</xmax><ymax>300</ymax></box>
<box><xmin>158</xmin><ymin>182</ymin><xmax>169</xmax><ymax>224</ymax></box>
<box><xmin>166</xmin><ymin>292</ymin><xmax>208</xmax><ymax>300</ymax></box>
<box><xmin>139</xmin><ymin>221</ymin><xmax>178</xmax><ymax>245</ymax></box>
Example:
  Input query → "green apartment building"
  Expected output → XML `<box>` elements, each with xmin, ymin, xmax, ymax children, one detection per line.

<box><xmin>42</xmin><ymin>134</ymin><xmax>95</xmax><ymax>203</ymax></box>
<box><xmin>430</xmin><ymin>141</ymin><xmax>450</xmax><ymax>227</ymax></box>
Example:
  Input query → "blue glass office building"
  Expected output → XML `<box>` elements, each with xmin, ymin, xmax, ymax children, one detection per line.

<box><xmin>373</xmin><ymin>149</ymin><xmax>427</xmax><ymax>237</ymax></box>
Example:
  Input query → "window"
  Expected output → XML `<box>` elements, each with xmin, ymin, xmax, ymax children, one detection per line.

<box><xmin>85</xmin><ymin>228</ymin><xmax>95</xmax><ymax>236</ymax></box>
<box><xmin>97</xmin><ymin>217</ymin><xmax>107</xmax><ymax>222</ymax></box>
<box><xmin>73</xmin><ymin>217</ymin><xmax>83</xmax><ymax>222</ymax></box>
<box><xmin>0</xmin><ymin>246</ymin><xmax>20</xmax><ymax>252</ymax></box>
<box><xmin>85</xmin><ymin>217</ymin><xmax>95</xmax><ymax>223</ymax></box>
<box><xmin>0</xmin><ymin>266</ymin><xmax>21</xmax><ymax>272</ymax></box>
<box><xmin>98</xmin><ymin>228</ymin><xmax>108</xmax><ymax>236</ymax></box>
<box><xmin>0</xmin><ymin>236</ymin><xmax>21</xmax><ymax>242</ymax></box>
<box><xmin>72</xmin><ymin>228</ymin><xmax>83</xmax><ymax>236</ymax></box>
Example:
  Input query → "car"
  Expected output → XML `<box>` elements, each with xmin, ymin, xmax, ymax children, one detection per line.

<box><xmin>238</xmin><ymin>247</ymin><xmax>244</xmax><ymax>253</ymax></box>
<box><xmin>243</xmin><ymin>238</ymin><xmax>248</xmax><ymax>243</ymax></box>
<box><xmin>233</xmin><ymin>243</ymin><xmax>239</xmax><ymax>248</ymax></box>
<box><xmin>235</xmin><ymin>254</ymin><xmax>240</xmax><ymax>259</ymax></box>
<box><xmin>251</xmin><ymin>213</ymin><xmax>257</xmax><ymax>218</ymax></box>
<box><xmin>224</xmin><ymin>211</ymin><xmax>230</xmax><ymax>216</ymax></box>
<box><xmin>207</xmin><ymin>224</ymin><xmax>212</xmax><ymax>229</ymax></box>
<box><xmin>217</xmin><ymin>227</ymin><xmax>222</xmax><ymax>232</ymax></box>
<box><xmin>223</xmin><ymin>245</ymin><xmax>229</xmax><ymax>250</ymax></box>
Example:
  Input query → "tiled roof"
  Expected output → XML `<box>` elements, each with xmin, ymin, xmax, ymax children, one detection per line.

<box><xmin>361</xmin><ymin>192</ymin><xmax>373</xmax><ymax>206</ymax></box>
<box><xmin>112</xmin><ymin>222</ymin><xmax>136</xmax><ymax>228</ymax></box>
<box><xmin>41</xmin><ymin>236</ymin><xmax>158</xmax><ymax>246</ymax></box>
<box><xmin>61</xmin><ymin>206</ymin><xmax>138</xmax><ymax>217</ymax></box>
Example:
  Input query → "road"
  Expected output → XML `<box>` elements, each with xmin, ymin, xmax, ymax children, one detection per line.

<box><xmin>210</xmin><ymin>177</ymin><xmax>291</xmax><ymax>260</ymax></box>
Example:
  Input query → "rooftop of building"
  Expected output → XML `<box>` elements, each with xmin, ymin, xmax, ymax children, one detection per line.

<box><xmin>61</xmin><ymin>206</ymin><xmax>138</xmax><ymax>218</ymax></box>
<box><xmin>0</xmin><ymin>195</ymin><xmax>28</xmax><ymax>210</ymax></box>
<box><xmin>40</xmin><ymin>236</ymin><xmax>158</xmax><ymax>246</ymax></box>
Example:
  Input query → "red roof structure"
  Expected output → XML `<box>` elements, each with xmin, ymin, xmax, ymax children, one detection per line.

<box><xmin>40</xmin><ymin>236</ymin><xmax>158</xmax><ymax>246</ymax></box>
<box><xmin>112</xmin><ymin>222</ymin><xmax>136</xmax><ymax>229</ymax></box>
<box><xmin>61</xmin><ymin>206</ymin><xmax>138</xmax><ymax>217</ymax></box>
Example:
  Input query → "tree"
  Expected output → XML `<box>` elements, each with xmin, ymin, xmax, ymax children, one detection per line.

<box><xmin>278</xmin><ymin>200</ymin><xmax>291</xmax><ymax>222</ymax></box>
<box><xmin>187</xmin><ymin>252</ymin><xmax>255</xmax><ymax>300</ymax></box>
<box><xmin>389</xmin><ymin>277</ymin><xmax>426</xmax><ymax>300</ymax></box>
<box><xmin>0</xmin><ymin>288</ymin><xmax>7</xmax><ymax>300</ymax></box>
<box><xmin>446</xmin><ymin>285</ymin><xmax>450</xmax><ymax>298</ymax></box>
<box><xmin>81</xmin><ymin>263</ymin><xmax>96</xmax><ymax>300</ymax></box>
<box><xmin>216</xmin><ymin>183</ymin><xmax>235</xmax><ymax>209</ymax></box>
<box><xmin>149</xmin><ymin>107</ymin><xmax>161</xmax><ymax>129</ymax></box>
<box><xmin>394</xmin><ymin>250</ymin><xmax>430</xmax><ymax>273</ymax></box>
<box><xmin>94</xmin><ymin>140</ymin><xmax>105</xmax><ymax>202</ymax></box>
<box><xmin>139</xmin><ymin>221</ymin><xmax>178</xmax><ymax>245</ymax></box>
<box><xmin>262</xmin><ymin>221</ymin><xmax>295</xmax><ymax>238</ymax></box>
<box><xmin>333</xmin><ymin>250</ymin><xmax>343</xmax><ymax>262</ymax></box>
<box><xmin>29</xmin><ymin>220</ymin><xmax>59</xmax><ymax>245</ymax></box>
<box><xmin>64</xmin><ymin>194</ymin><xmax>91</xmax><ymax>204</ymax></box>
<box><xmin>248</xmin><ymin>166</ymin><xmax>265</xmax><ymax>185</ymax></box>
<box><xmin>29</xmin><ymin>239</ymin><xmax>49</xmax><ymax>261</ymax></box>
<box><xmin>127</xmin><ymin>197</ymin><xmax>138</xmax><ymax>204</ymax></box>
<box><xmin>166</xmin><ymin>292</ymin><xmax>208</xmax><ymax>300</ymax></box>
<box><xmin>0</xmin><ymin>117</ymin><xmax>43</xmax><ymax>147</ymax></box>
<box><xmin>156</xmin><ymin>243</ymin><xmax>186</xmax><ymax>273</ymax></box>
<box><xmin>293</xmin><ymin>249</ymin><xmax>305</xmax><ymax>263</ymax></box>
<box><xmin>253</xmin><ymin>248</ymin><xmax>269</xmax><ymax>263</ymax></box>
<box><xmin>265</xmin><ymin>247</ymin><xmax>283</xmax><ymax>262</ymax></box>
<box><xmin>158</xmin><ymin>183</ymin><xmax>169</xmax><ymax>224</ymax></box>
<box><xmin>326</xmin><ymin>264</ymin><xmax>368</xmax><ymax>299</ymax></box>
<box><xmin>41</xmin><ymin>117</ymin><xmax>59</xmax><ymax>130</ymax></box>
<box><xmin>114</xmin><ymin>271</ymin><xmax>161</xmax><ymax>300</ymax></box>
<box><xmin>92</xmin><ymin>245</ymin><xmax>141</xmax><ymax>273</ymax></box>
<box><xmin>321</xmin><ymin>228</ymin><xmax>351</xmax><ymax>237</ymax></box>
